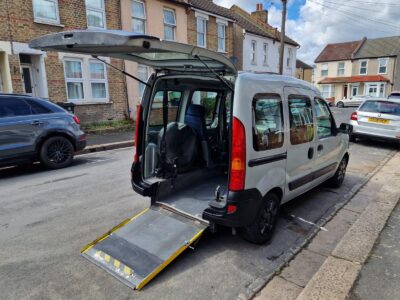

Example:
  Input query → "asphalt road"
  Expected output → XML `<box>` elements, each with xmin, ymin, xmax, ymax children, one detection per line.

<box><xmin>0</xmin><ymin>123</ymin><xmax>396</xmax><ymax>300</ymax></box>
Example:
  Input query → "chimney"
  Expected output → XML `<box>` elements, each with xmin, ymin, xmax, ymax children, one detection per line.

<box><xmin>251</xmin><ymin>3</ymin><xmax>268</xmax><ymax>24</ymax></box>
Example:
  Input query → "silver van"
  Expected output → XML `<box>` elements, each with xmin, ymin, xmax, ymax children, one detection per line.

<box><xmin>31</xmin><ymin>30</ymin><xmax>352</xmax><ymax>289</ymax></box>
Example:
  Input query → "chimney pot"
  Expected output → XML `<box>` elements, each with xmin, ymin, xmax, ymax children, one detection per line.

<box><xmin>257</xmin><ymin>3</ymin><xmax>263</xmax><ymax>11</ymax></box>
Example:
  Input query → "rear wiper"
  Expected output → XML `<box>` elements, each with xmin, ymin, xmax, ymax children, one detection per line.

<box><xmin>194</xmin><ymin>55</ymin><xmax>234</xmax><ymax>92</ymax></box>
<box><xmin>92</xmin><ymin>55</ymin><xmax>150</xmax><ymax>87</ymax></box>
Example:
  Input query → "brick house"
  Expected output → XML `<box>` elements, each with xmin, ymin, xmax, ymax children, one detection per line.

<box><xmin>0</xmin><ymin>0</ymin><xmax>128</xmax><ymax>124</ymax></box>
<box><xmin>296</xmin><ymin>59</ymin><xmax>313</xmax><ymax>82</ymax></box>
<box><xmin>187</xmin><ymin>0</ymin><xmax>236</xmax><ymax>65</ymax></box>
<box><xmin>314</xmin><ymin>36</ymin><xmax>400</xmax><ymax>101</ymax></box>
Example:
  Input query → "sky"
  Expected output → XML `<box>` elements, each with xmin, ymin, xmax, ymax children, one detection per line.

<box><xmin>215</xmin><ymin>0</ymin><xmax>400</xmax><ymax>65</ymax></box>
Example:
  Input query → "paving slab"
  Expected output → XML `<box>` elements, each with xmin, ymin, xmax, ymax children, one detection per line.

<box><xmin>333</xmin><ymin>196</ymin><xmax>399</xmax><ymax>264</ymax></box>
<box><xmin>254</xmin><ymin>276</ymin><xmax>302</xmax><ymax>300</ymax></box>
<box><xmin>296</xmin><ymin>256</ymin><xmax>361</xmax><ymax>300</ymax></box>
<box><xmin>281</xmin><ymin>249</ymin><xmax>326</xmax><ymax>288</ymax></box>
<box><xmin>307</xmin><ymin>209</ymin><xmax>359</xmax><ymax>257</ymax></box>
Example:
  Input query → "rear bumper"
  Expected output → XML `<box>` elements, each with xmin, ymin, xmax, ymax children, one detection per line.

<box><xmin>75</xmin><ymin>134</ymin><xmax>87</xmax><ymax>151</ymax></box>
<box><xmin>203</xmin><ymin>188</ymin><xmax>263</xmax><ymax>228</ymax></box>
<box><xmin>350</xmin><ymin>121</ymin><xmax>400</xmax><ymax>141</ymax></box>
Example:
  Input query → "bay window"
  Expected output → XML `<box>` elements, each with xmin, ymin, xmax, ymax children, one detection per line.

<box><xmin>64</xmin><ymin>57</ymin><xmax>108</xmax><ymax>103</ymax></box>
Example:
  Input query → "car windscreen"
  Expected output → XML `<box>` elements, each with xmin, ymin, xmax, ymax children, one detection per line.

<box><xmin>360</xmin><ymin>100</ymin><xmax>400</xmax><ymax>116</ymax></box>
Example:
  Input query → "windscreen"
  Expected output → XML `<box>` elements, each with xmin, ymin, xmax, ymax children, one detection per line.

<box><xmin>360</xmin><ymin>100</ymin><xmax>400</xmax><ymax>116</ymax></box>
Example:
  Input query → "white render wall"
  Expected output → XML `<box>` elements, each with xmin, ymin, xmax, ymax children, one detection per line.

<box><xmin>242</xmin><ymin>32</ymin><xmax>297</xmax><ymax>77</ymax></box>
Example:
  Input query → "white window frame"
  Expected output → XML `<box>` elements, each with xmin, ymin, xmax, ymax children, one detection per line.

<box><xmin>86</xmin><ymin>0</ymin><xmax>106</xmax><ymax>29</ymax></box>
<box><xmin>351</xmin><ymin>85</ymin><xmax>359</xmax><ymax>97</ymax></box>
<box><xmin>196</xmin><ymin>17</ymin><xmax>207</xmax><ymax>48</ymax></box>
<box><xmin>337</xmin><ymin>62</ymin><xmax>345</xmax><ymax>76</ymax></box>
<box><xmin>263</xmin><ymin>43</ymin><xmax>268</xmax><ymax>65</ymax></box>
<box><xmin>89</xmin><ymin>59</ymin><xmax>108</xmax><ymax>101</ymax></box>
<box><xmin>64</xmin><ymin>58</ymin><xmax>85</xmax><ymax>102</ymax></box>
<box><xmin>32</xmin><ymin>0</ymin><xmax>60</xmax><ymax>25</ymax></box>
<box><xmin>63</xmin><ymin>56</ymin><xmax>109</xmax><ymax>104</ymax></box>
<box><xmin>359</xmin><ymin>59</ymin><xmax>368</xmax><ymax>75</ymax></box>
<box><xmin>217</xmin><ymin>22</ymin><xmax>226</xmax><ymax>53</ymax></box>
<box><xmin>251</xmin><ymin>40</ymin><xmax>257</xmax><ymax>65</ymax></box>
<box><xmin>131</xmin><ymin>0</ymin><xmax>146</xmax><ymax>34</ymax></box>
<box><xmin>321</xmin><ymin>63</ymin><xmax>328</xmax><ymax>77</ymax></box>
<box><xmin>163</xmin><ymin>8</ymin><xmax>176</xmax><ymax>41</ymax></box>
<box><xmin>378</xmin><ymin>58</ymin><xmax>388</xmax><ymax>74</ymax></box>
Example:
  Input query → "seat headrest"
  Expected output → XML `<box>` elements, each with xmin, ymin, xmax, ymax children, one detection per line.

<box><xmin>187</xmin><ymin>104</ymin><xmax>205</xmax><ymax>117</ymax></box>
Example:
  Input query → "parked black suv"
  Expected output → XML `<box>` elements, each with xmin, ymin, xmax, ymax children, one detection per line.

<box><xmin>0</xmin><ymin>94</ymin><xmax>86</xmax><ymax>169</ymax></box>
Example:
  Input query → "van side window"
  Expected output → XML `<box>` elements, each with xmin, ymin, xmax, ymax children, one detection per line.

<box><xmin>314</xmin><ymin>98</ymin><xmax>334</xmax><ymax>139</ymax></box>
<box><xmin>191</xmin><ymin>91</ymin><xmax>218</xmax><ymax>126</ymax></box>
<box><xmin>288</xmin><ymin>96</ymin><xmax>314</xmax><ymax>145</ymax></box>
<box><xmin>252</xmin><ymin>94</ymin><xmax>284</xmax><ymax>151</ymax></box>
<box><xmin>149</xmin><ymin>90</ymin><xmax>182</xmax><ymax>126</ymax></box>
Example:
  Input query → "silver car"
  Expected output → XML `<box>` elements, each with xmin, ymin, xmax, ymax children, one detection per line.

<box><xmin>349</xmin><ymin>98</ymin><xmax>400</xmax><ymax>142</ymax></box>
<box><xmin>0</xmin><ymin>94</ymin><xmax>86</xmax><ymax>169</ymax></box>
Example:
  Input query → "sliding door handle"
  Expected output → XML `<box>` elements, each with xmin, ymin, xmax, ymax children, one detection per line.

<box><xmin>317</xmin><ymin>144</ymin><xmax>324</xmax><ymax>152</ymax></box>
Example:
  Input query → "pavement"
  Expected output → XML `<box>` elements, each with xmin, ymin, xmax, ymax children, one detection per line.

<box><xmin>0</xmin><ymin>134</ymin><xmax>397</xmax><ymax>300</ymax></box>
<box><xmin>86</xmin><ymin>130</ymin><xmax>134</xmax><ymax>147</ymax></box>
<box><xmin>255</xmin><ymin>151</ymin><xmax>400</xmax><ymax>300</ymax></box>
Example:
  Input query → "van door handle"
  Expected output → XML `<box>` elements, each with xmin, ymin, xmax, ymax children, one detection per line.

<box><xmin>317</xmin><ymin>144</ymin><xmax>324</xmax><ymax>152</ymax></box>
<box><xmin>308</xmin><ymin>147</ymin><xmax>314</xmax><ymax>159</ymax></box>
<box><xmin>31</xmin><ymin>120</ymin><xmax>43</xmax><ymax>125</ymax></box>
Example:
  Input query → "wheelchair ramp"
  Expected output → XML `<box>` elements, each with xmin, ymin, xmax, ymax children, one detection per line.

<box><xmin>81</xmin><ymin>206</ymin><xmax>207</xmax><ymax>290</ymax></box>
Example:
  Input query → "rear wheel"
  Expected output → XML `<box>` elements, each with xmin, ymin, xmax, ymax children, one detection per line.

<box><xmin>40</xmin><ymin>136</ymin><xmax>74</xmax><ymax>169</ymax></box>
<box><xmin>241</xmin><ymin>193</ymin><xmax>280</xmax><ymax>244</ymax></box>
<box><xmin>336</xmin><ymin>101</ymin><xmax>344</xmax><ymax>108</ymax></box>
<box><xmin>329</xmin><ymin>157</ymin><xmax>348</xmax><ymax>188</ymax></box>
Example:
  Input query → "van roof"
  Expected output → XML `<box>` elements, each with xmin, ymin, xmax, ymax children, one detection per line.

<box><xmin>237</xmin><ymin>72</ymin><xmax>320</xmax><ymax>95</ymax></box>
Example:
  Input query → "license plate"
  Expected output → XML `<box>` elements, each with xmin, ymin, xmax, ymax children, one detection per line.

<box><xmin>368</xmin><ymin>117</ymin><xmax>390</xmax><ymax>124</ymax></box>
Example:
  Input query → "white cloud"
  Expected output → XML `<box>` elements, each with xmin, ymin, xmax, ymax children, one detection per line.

<box><xmin>215</xmin><ymin>0</ymin><xmax>400</xmax><ymax>65</ymax></box>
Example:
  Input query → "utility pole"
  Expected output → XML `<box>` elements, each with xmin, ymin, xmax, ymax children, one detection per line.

<box><xmin>279</xmin><ymin>0</ymin><xmax>287</xmax><ymax>75</ymax></box>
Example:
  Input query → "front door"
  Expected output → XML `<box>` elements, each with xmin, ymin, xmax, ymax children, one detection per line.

<box><xmin>21</xmin><ymin>65</ymin><xmax>35</xmax><ymax>96</ymax></box>
<box><xmin>343</xmin><ymin>85</ymin><xmax>348</xmax><ymax>99</ymax></box>
<box><xmin>284</xmin><ymin>87</ymin><xmax>316</xmax><ymax>201</ymax></box>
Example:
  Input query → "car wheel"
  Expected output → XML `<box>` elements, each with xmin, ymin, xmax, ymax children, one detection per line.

<box><xmin>336</xmin><ymin>101</ymin><xmax>344</xmax><ymax>108</ymax></box>
<box><xmin>329</xmin><ymin>157</ymin><xmax>348</xmax><ymax>188</ymax></box>
<box><xmin>241</xmin><ymin>193</ymin><xmax>280</xmax><ymax>244</ymax></box>
<box><xmin>40</xmin><ymin>136</ymin><xmax>74</xmax><ymax>169</ymax></box>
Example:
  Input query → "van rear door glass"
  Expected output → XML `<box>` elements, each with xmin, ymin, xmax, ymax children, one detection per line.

<box><xmin>288</xmin><ymin>96</ymin><xmax>314</xmax><ymax>145</ymax></box>
<box><xmin>148</xmin><ymin>91</ymin><xmax>182</xmax><ymax>126</ymax></box>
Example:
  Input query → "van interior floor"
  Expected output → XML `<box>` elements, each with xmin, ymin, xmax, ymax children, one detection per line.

<box><xmin>157</xmin><ymin>173</ymin><xmax>227</xmax><ymax>219</ymax></box>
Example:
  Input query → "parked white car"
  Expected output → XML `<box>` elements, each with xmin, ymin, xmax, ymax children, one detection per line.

<box><xmin>336</xmin><ymin>95</ymin><xmax>373</xmax><ymax>108</ymax></box>
<box><xmin>388</xmin><ymin>91</ymin><xmax>400</xmax><ymax>99</ymax></box>
<box><xmin>350</xmin><ymin>98</ymin><xmax>400</xmax><ymax>143</ymax></box>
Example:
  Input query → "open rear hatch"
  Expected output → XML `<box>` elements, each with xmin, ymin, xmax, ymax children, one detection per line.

<box><xmin>29</xmin><ymin>30</ymin><xmax>237</xmax><ymax>74</ymax></box>
<box><xmin>81</xmin><ymin>205</ymin><xmax>207</xmax><ymax>290</ymax></box>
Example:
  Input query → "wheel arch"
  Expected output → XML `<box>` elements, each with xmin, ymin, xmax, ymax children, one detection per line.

<box><xmin>265</xmin><ymin>187</ymin><xmax>284</xmax><ymax>203</ymax></box>
<box><xmin>35</xmin><ymin>130</ymin><xmax>77</xmax><ymax>153</ymax></box>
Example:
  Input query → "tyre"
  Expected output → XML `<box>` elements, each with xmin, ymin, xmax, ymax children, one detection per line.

<box><xmin>329</xmin><ymin>157</ymin><xmax>348</xmax><ymax>188</ymax></box>
<box><xmin>336</xmin><ymin>101</ymin><xmax>344</xmax><ymax>108</ymax></box>
<box><xmin>241</xmin><ymin>193</ymin><xmax>280</xmax><ymax>244</ymax></box>
<box><xmin>40</xmin><ymin>136</ymin><xmax>74</xmax><ymax>169</ymax></box>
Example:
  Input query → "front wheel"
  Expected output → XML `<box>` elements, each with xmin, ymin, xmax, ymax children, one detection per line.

<box><xmin>329</xmin><ymin>157</ymin><xmax>348</xmax><ymax>188</ymax></box>
<box><xmin>241</xmin><ymin>193</ymin><xmax>280</xmax><ymax>244</ymax></box>
<box><xmin>336</xmin><ymin>101</ymin><xmax>344</xmax><ymax>108</ymax></box>
<box><xmin>40</xmin><ymin>136</ymin><xmax>74</xmax><ymax>169</ymax></box>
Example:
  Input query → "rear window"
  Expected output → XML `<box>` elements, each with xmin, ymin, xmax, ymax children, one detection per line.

<box><xmin>148</xmin><ymin>90</ymin><xmax>182</xmax><ymax>126</ymax></box>
<box><xmin>360</xmin><ymin>100</ymin><xmax>400</xmax><ymax>116</ymax></box>
<box><xmin>191</xmin><ymin>91</ymin><xmax>219</xmax><ymax>125</ymax></box>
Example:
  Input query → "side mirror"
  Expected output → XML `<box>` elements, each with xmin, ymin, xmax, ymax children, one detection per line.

<box><xmin>338</xmin><ymin>123</ymin><xmax>353</xmax><ymax>134</ymax></box>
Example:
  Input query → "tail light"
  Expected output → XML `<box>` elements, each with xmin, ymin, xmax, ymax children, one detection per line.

<box><xmin>134</xmin><ymin>105</ymin><xmax>142</xmax><ymax>163</ymax></box>
<box><xmin>72</xmin><ymin>115</ymin><xmax>80</xmax><ymax>125</ymax></box>
<box><xmin>350</xmin><ymin>112</ymin><xmax>358</xmax><ymax>121</ymax></box>
<box><xmin>229</xmin><ymin>117</ymin><xmax>246</xmax><ymax>191</ymax></box>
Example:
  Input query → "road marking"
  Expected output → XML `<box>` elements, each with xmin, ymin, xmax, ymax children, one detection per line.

<box><xmin>290</xmin><ymin>214</ymin><xmax>328</xmax><ymax>232</ymax></box>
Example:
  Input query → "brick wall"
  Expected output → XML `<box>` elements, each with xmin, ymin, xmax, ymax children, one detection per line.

<box><xmin>2</xmin><ymin>0</ymin><xmax>128</xmax><ymax>124</ymax></box>
<box><xmin>187</xmin><ymin>10</ymin><xmax>235</xmax><ymax>63</ymax></box>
